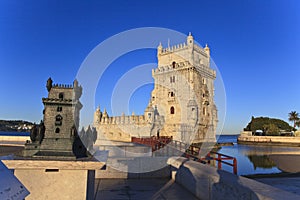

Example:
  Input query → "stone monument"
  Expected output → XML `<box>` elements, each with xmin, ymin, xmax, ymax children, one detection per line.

<box><xmin>2</xmin><ymin>78</ymin><xmax>106</xmax><ymax>200</ymax></box>
<box><xmin>23</xmin><ymin>78</ymin><xmax>87</xmax><ymax>159</ymax></box>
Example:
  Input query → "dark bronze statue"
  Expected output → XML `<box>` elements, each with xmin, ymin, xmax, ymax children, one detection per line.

<box><xmin>29</xmin><ymin>121</ymin><xmax>45</xmax><ymax>144</ymax></box>
<box><xmin>30</xmin><ymin>124</ymin><xmax>37</xmax><ymax>142</ymax></box>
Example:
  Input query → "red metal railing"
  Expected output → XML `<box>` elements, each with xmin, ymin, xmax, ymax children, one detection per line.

<box><xmin>131</xmin><ymin>137</ymin><xmax>237</xmax><ymax>175</ymax></box>
<box><xmin>131</xmin><ymin>136</ymin><xmax>172</xmax><ymax>151</ymax></box>
<box><xmin>183</xmin><ymin>143</ymin><xmax>237</xmax><ymax>175</ymax></box>
<box><xmin>195</xmin><ymin>152</ymin><xmax>237</xmax><ymax>174</ymax></box>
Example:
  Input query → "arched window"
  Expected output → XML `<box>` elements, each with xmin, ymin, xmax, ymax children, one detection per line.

<box><xmin>172</xmin><ymin>61</ymin><xmax>176</xmax><ymax>69</ymax></box>
<box><xmin>55</xmin><ymin>128</ymin><xmax>60</xmax><ymax>133</ymax></box>
<box><xmin>170</xmin><ymin>106</ymin><xmax>175</xmax><ymax>114</ymax></box>
<box><xmin>55</xmin><ymin>115</ymin><xmax>63</xmax><ymax>126</ymax></box>
<box><xmin>59</xmin><ymin>93</ymin><xmax>64</xmax><ymax>100</ymax></box>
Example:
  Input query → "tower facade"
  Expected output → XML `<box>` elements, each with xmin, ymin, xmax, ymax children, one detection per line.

<box><xmin>150</xmin><ymin>33</ymin><xmax>217</xmax><ymax>143</ymax></box>
<box><xmin>94</xmin><ymin>33</ymin><xmax>217</xmax><ymax>144</ymax></box>
<box><xmin>24</xmin><ymin>78</ymin><xmax>85</xmax><ymax>158</ymax></box>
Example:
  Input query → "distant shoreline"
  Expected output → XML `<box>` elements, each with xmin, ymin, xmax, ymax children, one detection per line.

<box><xmin>238</xmin><ymin>135</ymin><xmax>300</xmax><ymax>147</ymax></box>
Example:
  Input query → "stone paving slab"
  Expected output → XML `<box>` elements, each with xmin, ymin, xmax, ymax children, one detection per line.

<box><xmin>254</xmin><ymin>177</ymin><xmax>300</xmax><ymax>196</ymax></box>
<box><xmin>94</xmin><ymin>178</ymin><xmax>199</xmax><ymax>200</ymax></box>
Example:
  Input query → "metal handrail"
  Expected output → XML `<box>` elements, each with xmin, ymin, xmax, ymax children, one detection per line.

<box><xmin>131</xmin><ymin>137</ymin><xmax>237</xmax><ymax>174</ymax></box>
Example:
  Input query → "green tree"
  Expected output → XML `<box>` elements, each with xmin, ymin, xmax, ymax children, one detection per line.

<box><xmin>263</xmin><ymin>124</ymin><xmax>280</xmax><ymax>136</ymax></box>
<box><xmin>296</xmin><ymin>120</ymin><xmax>300</xmax><ymax>129</ymax></box>
<box><xmin>288</xmin><ymin>111</ymin><xmax>299</xmax><ymax>128</ymax></box>
<box><xmin>244</xmin><ymin>116</ymin><xmax>293</xmax><ymax>132</ymax></box>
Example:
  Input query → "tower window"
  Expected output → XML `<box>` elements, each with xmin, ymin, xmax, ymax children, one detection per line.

<box><xmin>59</xmin><ymin>93</ymin><xmax>64</xmax><ymax>100</ymax></box>
<box><xmin>57</xmin><ymin>106</ymin><xmax>62</xmax><ymax>112</ymax></box>
<box><xmin>170</xmin><ymin>76</ymin><xmax>175</xmax><ymax>83</ymax></box>
<box><xmin>172</xmin><ymin>61</ymin><xmax>176</xmax><ymax>69</ymax></box>
<box><xmin>170</xmin><ymin>106</ymin><xmax>175</xmax><ymax>114</ymax></box>
<box><xmin>170</xmin><ymin>92</ymin><xmax>174</xmax><ymax>97</ymax></box>
<box><xmin>55</xmin><ymin>115</ymin><xmax>63</xmax><ymax>126</ymax></box>
<box><xmin>55</xmin><ymin>128</ymin><xmax>60</xmax><ymax>133</ymax></box>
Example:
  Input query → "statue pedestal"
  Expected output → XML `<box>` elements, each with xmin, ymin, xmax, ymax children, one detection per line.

<box><xmin>2</xmin><ymin>159</ymin><xmax>106</xmax><ymax>200</ymax></box>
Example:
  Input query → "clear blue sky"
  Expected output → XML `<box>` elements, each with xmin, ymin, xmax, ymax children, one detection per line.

<box><xmin>0</xmin><ymin>0</ymin><xmax>299</xmax><ymax>134</ymax></box>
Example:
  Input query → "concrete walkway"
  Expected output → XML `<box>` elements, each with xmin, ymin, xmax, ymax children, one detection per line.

<box><xmin>254</xmin><ymin>176</ymin><xmax>300</xmax><ymax>196</ymax></box>
<box><xmin>94</xmin><ymin>178</ymin><xmax>199</xmax><ymax>200</ymax></box>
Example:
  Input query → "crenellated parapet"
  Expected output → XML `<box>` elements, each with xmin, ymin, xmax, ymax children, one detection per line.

<box><xmin>45</xmin><ymin>78</ymin><xmax>82</xmax><ymax>101</ymax></box>
<box><xmin>152</xmin><ymin>60</ymin><xmax>216</xmax><ymax>79</ymax></box>
<box><xmin>52</xmin><ymin>83</ymin><xmax>74</xmax><ymax>88</ymax></box>
<box><xmin>94</xmin><ymin>111</ymin><xmax>151</xmax><ymax>126</ymax></box>
<box><xmin>152</xmin><ymin>61</ymin><xmax>190</xmax><ymax>75</ymax></box>
<box><xmin>159</xmin><ymin>42</ymin><xmax>188</xmax><ymax>55</ymax></box>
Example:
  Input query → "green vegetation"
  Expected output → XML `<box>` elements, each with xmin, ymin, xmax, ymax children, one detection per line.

<box><xmin>288</xmin><ymin>111</ymin><xmax>300</xmax><ymax>128</ymax></box>
<box><xmin>244</xmin><ymin>116</ymin><xmax>293</xmax><ymax>135</ymax></box>
<box><xmin>262</xmin><ymin>124</ymin><xmax>280</xmax><ymax>136</ymax></box>
<box><xmin>0</xmin><ymin>120</ymin><xmax>34</xmax><ymax>132</ymax></box>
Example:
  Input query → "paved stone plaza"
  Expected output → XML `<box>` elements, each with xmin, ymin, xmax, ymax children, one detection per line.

<box><xmin>94</xmin><ymin>178</ymin><xmax>198</xmax><ymax>200</ymax></box>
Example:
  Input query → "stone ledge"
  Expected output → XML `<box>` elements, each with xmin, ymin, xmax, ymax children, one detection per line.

<box><xmin>2</xmin><ymin>159</ymin><xmax>105</xmax><ymax>170</ymax></box>
<box><xmin>168</xmin><ymin>157</ymin><xmax>300</xmax><ymax>200</ymax></box>
<box><xmin>238</xmin><ymin>135</ymin><xmax>300</xmax><ymax>146</ymax></box>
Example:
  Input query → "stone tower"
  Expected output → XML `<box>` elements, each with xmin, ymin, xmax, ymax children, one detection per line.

<box><xmin>149</xmin><ymin>33</ymin><xmax>218</xmax><ymax>143</ymax></box>
<box><xmin>24</xmin><ymin>78</ymin><xmax>86</xmax><ymax>158</ymax></box>
<box><xmin>94</xmin><ymin>33</ymin><xmax>217</xmax><ymax>144</ymax></box>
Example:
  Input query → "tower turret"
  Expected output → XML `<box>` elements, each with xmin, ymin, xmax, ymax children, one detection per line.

<box><xmin>204</xmin><ymin>44</ymin><xmax>210</xmax><ymax>59</ymax></box>
<box><xmin>157</xmin><ymin>42</ymin><xmax>163</xmax><ymax>57</ymax></box>
<box><xmin>144</xmin><ymin>103</ymin><xmax>155</xmax><ymax>123</ymax></box>
<box><xmin>187</xmin><ymin>32</ymin><xmax>194</xmax><ymax>46</ymax></box>
<box><xmin>46</xmin><ymin>77</ymin><xmax>53</xmax><ymax>92</ymax></box>
<box><xmin>103</xmin><ymin>108</ymin><xmax>108</xmax><ymax>118</ymax></box>
<box><xmin>94</xmin><ymin>106</ymin><xmax>102</xmax><ymax>124</ymax></box>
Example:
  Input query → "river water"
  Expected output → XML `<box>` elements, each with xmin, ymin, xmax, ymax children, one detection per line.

<box><xmin>216</xmin><ymin>135</ymin><xmax>300</xmax><ymax>175</ymax></box>
<box><xmin>0</xmin><ymin>131</ymin><xmax>30</xmax><ymax>136</ymax></box>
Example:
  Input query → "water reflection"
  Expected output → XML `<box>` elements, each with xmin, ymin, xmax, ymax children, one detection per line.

<box><xmin>217</xmin><ymin>141</ymin><xmax>300</xmax><ymax>175</ymax></box>
<box><xmin>247</xmin><ymin>155</ymin><xmax>276</xmax><ymax>169</ymax></box>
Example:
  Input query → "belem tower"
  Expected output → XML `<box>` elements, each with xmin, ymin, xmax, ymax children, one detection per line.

<box><xmin>94</xmin><ymin>33</ymin><xmax>218</xmax><ymax>144</ymax></box>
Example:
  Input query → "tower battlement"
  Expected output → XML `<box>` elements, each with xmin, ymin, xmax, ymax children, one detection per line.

<box><xmin>52</xmin><ymin>84</ymin><xmax>74</xmax><ymax>88</ymax></box>
<box><xmin>152</xmin><ymin>60</ymin><xmax>216</xmax><ymax>79</ymax></box>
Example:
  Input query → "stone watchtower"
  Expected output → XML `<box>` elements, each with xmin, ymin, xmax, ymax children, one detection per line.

<box><xmin>150</xmin><ymin>33</ymin><xmax>218</xmax><ymax>143</ymax></box>
<box><xmin>24</xmin><ymin>78</ymin><xmax>86</xmax><ymax>158</ymax></box>
<box><xmin>93</xmin><ymin>33</ymin><xmax>218</xmax><ymax>144</ymax></box>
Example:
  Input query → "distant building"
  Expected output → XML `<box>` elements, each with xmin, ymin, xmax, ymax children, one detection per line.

<box><xmin>94</xmin><ymin>33</ymin><xmax>218</xmax><ymax>143</ymax></box>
